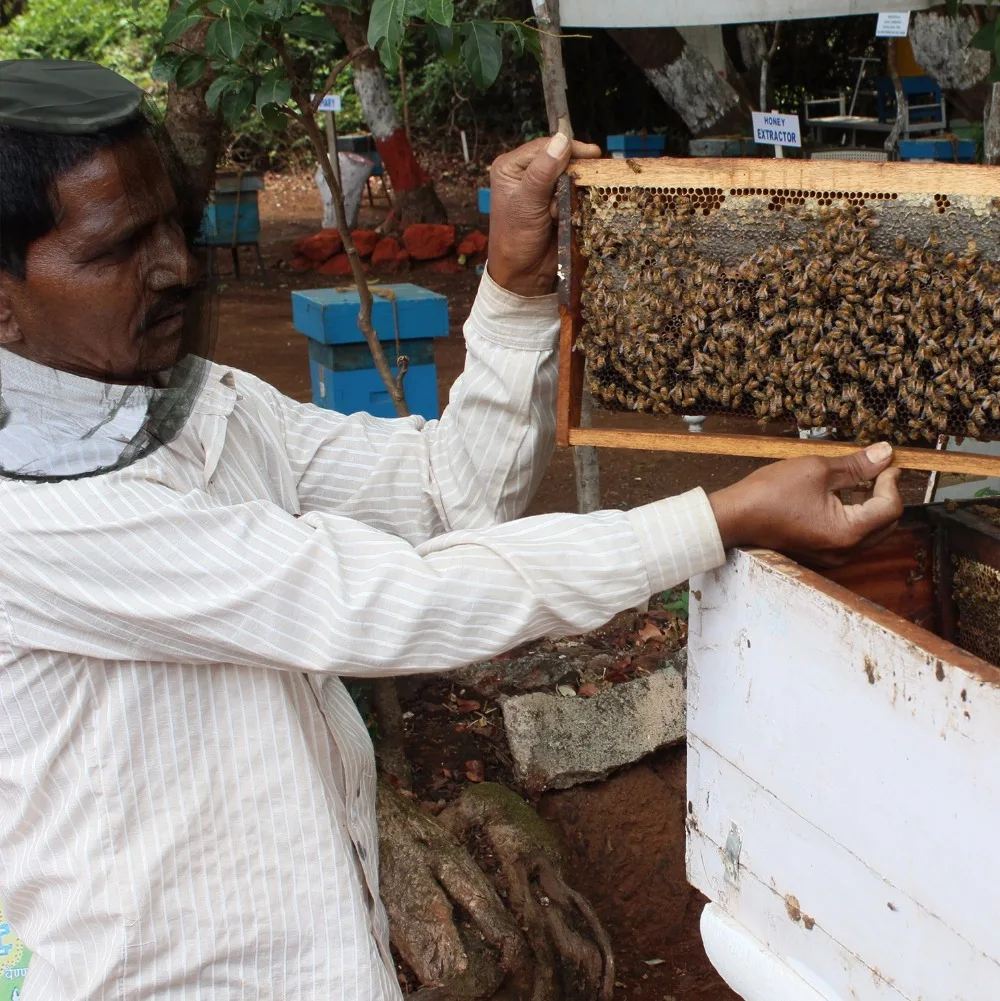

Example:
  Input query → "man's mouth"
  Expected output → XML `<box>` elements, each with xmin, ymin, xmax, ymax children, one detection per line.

<box><xmin>142</xmin><ymin>308</ymin><xmax>185</xmax><ymax>339</ymax></box>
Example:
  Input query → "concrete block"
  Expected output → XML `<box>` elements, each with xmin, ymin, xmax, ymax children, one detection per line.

<box><xmin>502</xmin><ymin>656</ymin><xmax>686</xmax><ymax>795</ymax></box>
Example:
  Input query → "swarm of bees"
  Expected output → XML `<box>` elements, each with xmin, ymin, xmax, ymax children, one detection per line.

<box><xmin>575</xmin><ymin>183</ymin><xmax>1000</xmax><ymax>445</ymax></box>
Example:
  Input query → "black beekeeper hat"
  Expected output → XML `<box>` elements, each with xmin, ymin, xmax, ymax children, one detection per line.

<box><xmin>0</xmin><ymin>58</ymin><xmax>145</xmax><ymax>134</ymax></box>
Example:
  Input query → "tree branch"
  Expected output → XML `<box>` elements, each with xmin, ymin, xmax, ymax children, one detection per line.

<box><xmin>311</xmin><ymin>45</ymin><xmax>368</xmax><ymax>114</ymax></box>
<box><xmin>273</xmin><ymin>35</ymin><xmax>410</xmax><ymax>416</ymax></box>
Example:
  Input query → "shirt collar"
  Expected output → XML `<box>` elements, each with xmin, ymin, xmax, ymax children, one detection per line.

<box><xmin>0</xmin><ymin>348</ymin><xmax>235</xmax><ymax>480</ymax></box>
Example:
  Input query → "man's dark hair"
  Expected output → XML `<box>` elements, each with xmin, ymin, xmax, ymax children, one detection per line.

<box><xmin>0</xmin><ymin>114</ymin><xmax>151</xmax><ymax>279</ymax></box>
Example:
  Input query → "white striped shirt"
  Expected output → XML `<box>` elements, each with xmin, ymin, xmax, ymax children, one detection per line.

<box><xmin>0</xmin><ymin>273</ymin><xmax>724</xmax><ymax>1000</ymax></box>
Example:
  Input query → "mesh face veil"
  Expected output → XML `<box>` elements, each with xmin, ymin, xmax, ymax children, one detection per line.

<box><xmin>0</xmin><ymin>59</ymin><xmax>218</xmax><ymax>481</ymax></box>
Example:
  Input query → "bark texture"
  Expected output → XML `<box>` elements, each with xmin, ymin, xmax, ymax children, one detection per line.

<box><xmin>910</xmin><ymin>9</ymin><xmax>992</xmax><ymax>125</ymax></box>
<box><xmin>327</xmin><ymin>10</ymin><xmax>447</xmax><ymax>225</ymax></box>
<box><xmin>378</xmin><ymin>780</ymin><xmax>614</xmax><ymax>1000</ymax></box>
<box><xmin>163</xmin><ymin>16</ymin><xmax>223</xmax><ymax>211</ymax></box>
<box><xmin>610</xmin><ymin>27</ymin><xmax>753</xmax><ymax>137</ymax></box>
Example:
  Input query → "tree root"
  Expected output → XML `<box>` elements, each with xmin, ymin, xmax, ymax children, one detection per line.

<box><xmin>378</xmin><ymin>780</ymin><xmax>614</xmax><ymax>999</ymax></box>
<box><xmin>377</xmin><ymin>780</ymin><xmax>529</xmax><ymax>998</ymax></box>
<box><xmin>438</xmin><ymin>783</ymin><xmax>615</xmax><ymax>1000</ymax></box>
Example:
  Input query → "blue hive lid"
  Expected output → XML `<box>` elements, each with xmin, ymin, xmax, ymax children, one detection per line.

<box><xmin>291</xmin><ymin>283</ymin><xmax>450</xmax><ymax>345</ymax></box>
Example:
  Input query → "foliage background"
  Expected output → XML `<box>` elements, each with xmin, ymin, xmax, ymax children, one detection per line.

<box><xmin>0</xmin><ymin>0</ymin><xmax>169</xmax><ymax>89</ymax></box>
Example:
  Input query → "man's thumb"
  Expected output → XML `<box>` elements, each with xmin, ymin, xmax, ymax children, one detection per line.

<box><xmin>828</xmin><ymin>441</ymin><xmax>894</xmax><ymax>489</ymax></box>
<box><xmin>521</xmin><ymin>132</ymin><xmax>572</xmax><ymax>204</ymax></box>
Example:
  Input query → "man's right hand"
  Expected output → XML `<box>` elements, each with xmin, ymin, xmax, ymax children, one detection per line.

<box><xmin>708</xmin><ymin>442</ymin><xmax>904</xmax><ymax>568</ymax></box>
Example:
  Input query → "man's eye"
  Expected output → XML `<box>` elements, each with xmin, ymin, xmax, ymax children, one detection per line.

<box><xmin>100</xmin><ymin>235</ymin><xmax>137</xmax><ymax>261</ymax></box>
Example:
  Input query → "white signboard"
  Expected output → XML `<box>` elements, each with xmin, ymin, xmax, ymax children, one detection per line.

<box><xmin>317</xmin><ymin>94</ymin><xmax>342</xmax><ymax>113</ymax></box>
<box><xmin>875</xmin><ymin>11</ymin><xmax>910</xmax><ymax>36</ymax></box>
<box><xmin>560</xmin><ymin>0</ymin><xmax>962</xmax><ymax>29</ymax></box>
<box><xmin>751</xmin><ymin>111</ymin><xmax>802</xmax><ymax>148</ymax></box>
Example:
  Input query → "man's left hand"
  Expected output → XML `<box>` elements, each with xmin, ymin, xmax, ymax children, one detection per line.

<box><xmin>486</xmin><ymin>134</ymin><xmax>602</xmax><ymax>298</ymax></box>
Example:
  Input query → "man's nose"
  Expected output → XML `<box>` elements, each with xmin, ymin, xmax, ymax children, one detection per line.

<box><xmin>145</xmin><ymin>219</ymin><xmax>198</xmax><ymax>293</ymax></box>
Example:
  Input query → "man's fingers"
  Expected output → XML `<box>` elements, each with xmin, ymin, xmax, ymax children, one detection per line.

<box><xmin>570</xmin><ymin>140</ymin><xmax>603</xmax><ymax>159</ymax></box>
<box><xmin>827</xmin><ymin>441</ymin><xmax>895</xmax><ymax>490</ymax></box>
<box><xmin>843</xmin><ymin>467</ymin><xmax>904</xmax><ymax>538</ymax></box>
<box><xmin>500</xmin><ymin>136</ymin><xmax>602</xmax><ymax>173</ymax></box>
<box><xmin>518</xmin><ymin>136</ymin><xmax>603</xmax><ymax>206</ymax></box>
<box><xmin>851</xmin><ymin>520</ymin><xmax>898</xmax><ymax>553</ymax></box>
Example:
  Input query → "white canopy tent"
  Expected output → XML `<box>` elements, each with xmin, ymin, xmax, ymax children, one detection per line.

<box><xmin>560</xmin><ymin>0</ymin><xmax>982</xmax><ymax>28</ymax></box>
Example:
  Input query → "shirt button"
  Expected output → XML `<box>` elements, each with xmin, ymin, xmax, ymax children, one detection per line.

<box><xmin>351</xmin><ymin>806</ymin><xmax>359</xmax><ymax>821</ymax></box>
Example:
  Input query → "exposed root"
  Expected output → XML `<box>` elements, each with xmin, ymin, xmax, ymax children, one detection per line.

<box><xmin>376</xmin><ymin>780</ymin><xmax>528</xmax><ymax>998</ymax></box>
<box><xmin>439</xmin><ymin>783</ymin><xmax>615</xmax><ymax>1000</ymax></box>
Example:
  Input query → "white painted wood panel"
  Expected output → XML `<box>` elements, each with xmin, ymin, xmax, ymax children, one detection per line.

<box><xmin>560</xmin><ymin>0</ymin><xmax>983</xmax><ymax>29</ymax></box>
<box><xmin>686</xmin><ymin>550</ymin><xmax>1000</xmax><ymax>1001</ymax></box>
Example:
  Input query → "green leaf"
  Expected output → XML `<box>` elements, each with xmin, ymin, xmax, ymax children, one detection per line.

<box><xmin>523</xmin><ymin>24</ymin><xmax>541</xmax><ymax>63</ymax></box>
<box><xmin>285</xmin><ymin>13</ymin><xmax>340</xmax><ymax>40</ymax></box>
<box><xmin>151</xmin><ymin>52</ymin><xmax>182</xmax><ymax>82</ymax></box>
<box><xmin>206</xmin><ymin>15</ymin><xmax>251</xmax><ymax>60</ymax></box>
<box><xmin>506</xmin><ymin>20</ymin><xmax>526</xmax><ymax>56</ymax></box>
<box><xmin>461</xmin><ymin>19</ymin><xmax>502</xmax><ymax>89</ymax></box>
<box><xmin>227</xmin><ymin>0</ymin><xmax>259</xmax><ymax>16</ymax></box>
<box><xmin>256</xmin><ymin>67</ymin><xmax>291</xmax><ymax>108</ymax></box>
<box><xmin>368</xmin><ymin>0</ymin><xmax>407</xmax><ymax>70</ymax></box>
<box><xmin>175</xmin><ymin>53</ymin><xmax>208</xmax><ymax>87</ymax></box>
<box><xmin>988</xmin><ymin>62</ymin><xmax>1000</xmax><ymax>83</ymax></box>
<box><xmin>424</xmin><ymin>0</ymin><xmax>452</xmax><ymax>25</ymax></box>
<box><xmin>424</xmin><ymin>20</ymin><xmax>452</xmax><ymax>53</ymax></box>
<box><xmin>221</xmin><ymin>78</ymin><xmax>254</xmax><ymax>125</ymax></box>
<box><xmin>970</xmin><ymin>20</ymin><xmax>995</xmax><ymax>51</ymax></box>
<box><xmin>205</xmin><ymin>73</ymin><xmax>237</xmax><ymax>111</ymax></box>
<box><xmin>505</xmin><ymin>22</ymin><xmax>541</xmax><ymax>62</ymax></box>
<box><xmin>946</xmin><ymin>0</ymin><xmax>960</xmax><ymax>15</ymax></box>
<box><xmin>403</xmin><ymin>0</ymin><xmax>425</xmax><ymax>17</ymax></box>
<box><xmin>260</xmin><ymin>103</ymin><xmax>289</xmax><ymax>131</ymax></box>
<box><xmin>161</xmin><ymin>6</ymin><xmax>204</xmax><ymax>43</ymax></box>
<box><xmin>311</xmin><ymin>0</ymin><xmax>360</xmax><ymax>9</ymax></box>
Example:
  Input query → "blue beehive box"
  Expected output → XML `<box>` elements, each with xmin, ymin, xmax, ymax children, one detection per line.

<box><xmin>875</xmin><ymin>75</ymin><xmax>943</xmax><ymax>125</ymax></box>
<box><xmin>607</xmin><ymin>133</ymin><xmax>666</xmax><ymax>158</ymax></box>
<box><xmin>197</xmin><ymin>171</ymin><xmax>263</xmax><ymax>247</ymax></box>
<box><xmin>898</xmin><ymin>137</ymin><xmax>977</xmax><ymax>163</ymax></box>
<box><xmin>291</xmin><ymin>284</ymin><xmax>449</xmax><ymax>420</ymax></box>
<box><xmin>478</xmin><ymin>188</ymin><xmax>491</xmax><ymax>214</ymax></box>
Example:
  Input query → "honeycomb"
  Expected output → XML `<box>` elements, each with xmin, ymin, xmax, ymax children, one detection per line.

<box><xmin>574</xmin><ymin>178</ymin><xmax>1000</xmax><ymax>445</ymax></box>
<box><xmin>952</xmin><ymin>554</ymin><xmax>1000</xmax><ymax>666</ymax></box>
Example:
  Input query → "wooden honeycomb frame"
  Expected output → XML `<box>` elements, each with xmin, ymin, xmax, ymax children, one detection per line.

<box><xmin>556</xmin><ymin>157</ymin><xmax>1000</xmax><ymax>475</ymax></box>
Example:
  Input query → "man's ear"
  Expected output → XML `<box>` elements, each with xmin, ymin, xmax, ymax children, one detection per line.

<box><xmin>0</xmin><ymin>277</ymin><xmax>24</xmax><ymax>345</ymax></box>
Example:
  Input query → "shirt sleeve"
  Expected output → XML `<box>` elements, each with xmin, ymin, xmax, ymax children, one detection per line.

<box><xmin>0</xmin><ymin>479</ymin><xmax>724</xmax><ymax>677</ymax></box>
<box><xmin>272</xmin><ymin>270</ymin><xmax>560</xmax><ymax>544</ymax></box>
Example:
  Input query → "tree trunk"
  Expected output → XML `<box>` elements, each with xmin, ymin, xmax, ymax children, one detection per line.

<box><xmin>163</xmin><ymin>16</ymin><xmax>223</xmax><ymax>211</ymax></box>
<box><xmin>984</xmin><ymin>83</ymin><xmax>1000</xmax><ymax>165</ymax></box>
<box><xmin>610</xmin><ymin>27</ymin><xmax>753</xmax><ymax>137</ymax></box>
<box><xmin>910</xmin><ymin>9</ymin><xmax>992</xmax><ymax>126</ymax></box>
<box><xmin>327</xmin><ymin>10</ymin><xmax>447</xmax><ymax>226</ymax></box>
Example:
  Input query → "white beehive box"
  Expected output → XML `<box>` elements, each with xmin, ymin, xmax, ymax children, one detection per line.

<box><xmin>686</xmin><ymin>548</ymin><xmax>1000</xmax><ymax>1001</ymax></box>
